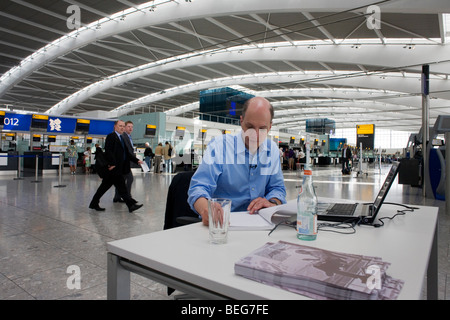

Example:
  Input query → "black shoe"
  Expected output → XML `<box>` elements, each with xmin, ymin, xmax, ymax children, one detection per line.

<box><xmin>128</xmin><ymin>204</ymin><xmax>143</xmax><ymax>213</ymax></box>
<box><xmin>113</xmin><ymin>199</ymin><xmax>125</xmax><ymax>203</ymax></box>
<box><xmin>131</xmin><ymin>199</ymin><xmax>138</xmax><ymax>204</ymax></box>
<box><xmin>89</xmin><ymin>204</ymin><xmax>105</xmax><ymax>211</ymax></box>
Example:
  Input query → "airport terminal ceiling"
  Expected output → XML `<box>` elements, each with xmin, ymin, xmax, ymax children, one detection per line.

<box><xmin>1</xmin><ymin>0</ymin><xmax>450</xmax><ymax>133</ymax></box>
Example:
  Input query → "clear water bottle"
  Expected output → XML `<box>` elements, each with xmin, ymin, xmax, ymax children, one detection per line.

<box><xmin>297</xmin><ymin>167</ymin><xmax>318</xmax><ymax>241</ymax></box>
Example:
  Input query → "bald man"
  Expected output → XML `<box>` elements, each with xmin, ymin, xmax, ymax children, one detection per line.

<box><xmin>188</xmin><ymin>97</ymin><xmax>286</xmax><ymax>226</ymax></box>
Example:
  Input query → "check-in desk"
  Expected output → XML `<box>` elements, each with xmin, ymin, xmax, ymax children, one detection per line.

<box><xmin>399</xmin><ymin>158</ymin><xmax>421</xmax><ymax>187</ymax></box>
<box><xmin>23</xmin><ymin>151</ymin><xmax>60</xmax><ymax>176</ymax></box>
<box><xmin>0</xmin><ymin>151</ymin><xmax>19</xmax><ymax>175</ymax></box>
<box><xmin>318</xmin><ymin>156</ymin><xmax>331</xmax><ymax>165</ymax></box>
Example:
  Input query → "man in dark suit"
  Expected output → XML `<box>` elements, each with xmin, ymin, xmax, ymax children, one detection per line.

<box><xmin>89</xmin><ymin>120</ymin><xmax>143</xmax><ymax>213</ymax></box>
<box><xmin>113</xmin><ymin>120</ymin><xmax>137</xmax><ymax>203</ymax></box>
<box><xmin>341</xmin><ymin>143</ymin><xmax>352</xmax><ymax>174</ymax></box>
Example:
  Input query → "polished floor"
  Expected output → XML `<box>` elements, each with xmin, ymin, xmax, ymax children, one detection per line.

<box><xmin>0</xmin><ymin>163</ymin><xmax>448</xmax><ymax>300</ymax></box>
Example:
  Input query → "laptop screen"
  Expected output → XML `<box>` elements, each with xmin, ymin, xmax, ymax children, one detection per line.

<box><xmin>372</xmin><ymin>162</ymin><xmax>400</xmax><ymax>215</ymax></box>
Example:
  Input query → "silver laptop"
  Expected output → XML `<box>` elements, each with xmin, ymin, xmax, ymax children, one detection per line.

<box><xmin>317</xmin><ymin>161</ymin><xmax>400</xmax><ymax>224</ymax></box>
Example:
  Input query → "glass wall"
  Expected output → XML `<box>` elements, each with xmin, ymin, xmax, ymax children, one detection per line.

<box><xmin>332</xmin><ymin>128</ymin><xmax>411</xmax><ymax>149</ymax></box>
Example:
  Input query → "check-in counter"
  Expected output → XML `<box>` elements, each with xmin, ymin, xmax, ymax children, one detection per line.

<box><xmin>23</xmin><ymin>151</ymin><xmax>60</xmax><ymax>175</ymax></box>
<box><xmin>318</xmin><ymin>156</ymin><xmax>331</xmax><ymax>165</ymax></box>
<box><xmin>0</xmin><ymin>151</ymin><xmax>19</xmax><ymax>175</ymax></box>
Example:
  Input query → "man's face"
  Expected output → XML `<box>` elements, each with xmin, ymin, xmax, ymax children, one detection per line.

<box><xmin>115</xmin><ymin>121</ymin><xmax>125</xmax><ymax>134</ymax></box>
<box><xmin>125</xmin><ymin>123</ymin><xmax>133</xmax><ymax>135</ymax></box>
<box><xmin>240</xmin><ymin>105</ymin><xmax>272</xmax><ymax>152</ymax></box>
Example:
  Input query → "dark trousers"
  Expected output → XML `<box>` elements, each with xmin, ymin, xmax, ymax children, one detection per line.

<box><xmin>90</xmin><ymin>173</ymin><xmax>133</xmax><ymax>208</ymax></box>
<box><xmin>114</xmin><ymin>171</ymin><xmax>133</xmax><ymax>201</ymax></box>
<box><xmin>342</xmin><ymin>158</ymin><xmax>350</xmax><ymax>171</ymax></box>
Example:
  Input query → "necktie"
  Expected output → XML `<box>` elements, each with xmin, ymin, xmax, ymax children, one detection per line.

<box><xmin>128</xmin><ymin>134</ymin><xmax>134</xmax><ymax>148</ymax></box>
<box><xmin>120</xmin><ymin>135</ymin><xmax>126</xmax><ymax>160</ymax></box>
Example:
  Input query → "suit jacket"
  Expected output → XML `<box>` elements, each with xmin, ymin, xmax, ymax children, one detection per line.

<box><xmin>342</xmin><ymin>147</ymin><xmax>352</xmax><ymax>160</ymax></box>
<box><xmin>104</xmin><ymin>131</ymin><xmax>140</xmax><ymax>175</ymax></box>
<box><xmin>121</xmin><ymin>132</ymin><xmax>135</xmax><ymax>156</ymax></box>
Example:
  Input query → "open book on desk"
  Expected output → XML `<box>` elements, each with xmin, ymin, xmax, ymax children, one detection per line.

<box><xmin>229</xmin><ymin>199</ymin><xmax>297</xmax><ymax>230</ymax></box>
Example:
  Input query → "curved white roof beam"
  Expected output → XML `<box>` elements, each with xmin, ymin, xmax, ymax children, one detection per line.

<box><xmin>257</xmin><ymin>88</ymin><xmax>450</xmax><ymax>109</ymax></box>
<box><xmin>112</xmin><ymin>71</ymin><xmax>450</xmax><ymax>117</ymax></box>
<box><xmin>166</xmin><ymin>87</ymin><xmax>450</xmax><ymax>116</ymax></box>
<box><xmin>273</xmin><ymin>100</ymin><xmax>423</xmax><ymax>120</ymax></box>
<box><xmin>165</xmin><ymin>102</ymin><xmax>200</xmax><ymax>116</ymax></box>
<box><xmin>45</xmin><ymin>43</ymin><xmax>450</xmax><ymax>115</ymax></box>
<box><xmin>1</xmin><ymin>0</ymin><xmax>448</xmax><ymax>106</ymax></box>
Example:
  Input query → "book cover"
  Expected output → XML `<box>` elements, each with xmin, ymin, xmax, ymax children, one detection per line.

<box><xmin>235</xmin><ymin>241</ymin><xmax>403</xmax><ymax>300</ymax></box>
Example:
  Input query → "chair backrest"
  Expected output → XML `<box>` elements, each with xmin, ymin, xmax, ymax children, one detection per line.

<box><xmin>163</xmin><ymin>170</ymin><xmax>199</xmax><ymax>229</ymax></box>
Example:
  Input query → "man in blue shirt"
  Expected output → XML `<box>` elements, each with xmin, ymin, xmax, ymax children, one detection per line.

<box><xmin>188</xmin><ymin>97</ymin><xmax>286</xmax><ymax>226</ymax></box>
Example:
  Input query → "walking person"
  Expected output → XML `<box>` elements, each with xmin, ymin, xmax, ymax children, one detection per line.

<box><xmin>84</xmin><ymin>147</ymin><xmax>91</xmax><ymax>174</ymax></box>
<box><xmin>144</xmin><ymin>142</ymin><xmax>153</xmax><ymax>170</ymax></box>
<box><xmin>89</xmin><ymin>120</ymin><xmax>143</xmax><ymax>213</ymax></box>
<box><xmin>163</xmin><ymin>141</ymin><xmax>173</xmax><ymax>173</ymax></box>
<box><xmin>66</xmin><ymin>139</ymin><xmax>78</xmax><ymax>175</ymax></box>
<box><xmin>341</xmin><ymin>143</ymin><xmax>352</xmax><ymax>174</ymax></box>
<box><xmin>288</xmin><ymin>148</ymin><xmax>295</xmax><ymax>170</ymax></box>
<box><xmin>154</xmin><ymin>142</ymin><xmax>163</xmax><ymax>173</ymax></box>
<box><xmin>113</xmin><ymin>120</ymin><xmax>138</xmax><ymax>203</ymax></box>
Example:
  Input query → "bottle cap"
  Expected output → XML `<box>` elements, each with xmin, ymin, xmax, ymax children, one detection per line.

<box><xmin>304</xmin><ymin>169</ymin><xmax>312</xmax><ymax>175</ymax></box>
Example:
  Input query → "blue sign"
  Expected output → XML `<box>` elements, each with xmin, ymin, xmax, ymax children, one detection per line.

<box><xmin>2</xmin><ymin>112</ymin><xmax>114</xmax><ymax>136</ymax></box>
<box><xmin>47</xmin><ymin>117</ymin><xmax>76</xmax><ymax>134</ymax></box>
<box><xmin>89</xmin><ymin>119</ymin><xmax>114</xmax><ymax>135</ymax></box>
<box><xmin>3</xmin><ymin>113</ymin><xmax>32</xmax><ymax>131</ymax></box>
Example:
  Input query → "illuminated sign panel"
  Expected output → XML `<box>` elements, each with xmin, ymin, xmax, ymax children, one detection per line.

<box><xmin>3</xmin><ymin>113</ymin><xmax>32</xmax><ymax>131</ymax></box>
<box><xmin>356</xmin><ymin>124</ymin><xmax>374</xmax><ymax>135</ymax></box>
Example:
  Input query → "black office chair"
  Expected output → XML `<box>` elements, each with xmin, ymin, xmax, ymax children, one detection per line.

<box><xmin>163</xmin><ymin>170</ymin><xmax>201</xmax><ymax>297</ymax></box>
<box><xmin>163</xmin><ymin>170</ymin><xmax>201</xmax><ymax>230</ymax></box>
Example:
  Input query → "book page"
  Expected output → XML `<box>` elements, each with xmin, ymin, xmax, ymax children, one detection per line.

<box><xmin>229</xmin><ymin>211</ymin><xmax>273</xmax><ymax>230</ymax></box>
<box><xmin>258</xmin><ymin>199</ymin><xmax>297</xmax><ymax>224</ymax></box>
<box><xmin>229</xmin><ymin>199</ymin><xmax>297</xmax><ymax>230</ymax></box>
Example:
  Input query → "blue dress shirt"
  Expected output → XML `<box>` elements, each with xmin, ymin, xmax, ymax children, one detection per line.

<box><xmin>188</xmin><ymin>131</ymin><xmax>286</xmax><ymax>214</ymax></box>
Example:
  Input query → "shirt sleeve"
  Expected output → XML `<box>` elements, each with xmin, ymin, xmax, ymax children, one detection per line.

<box><xmin>263</xmin><ymin>143</ymin><xmax>287</xmax><ymax>204</ymax></box>
<box><xmin>187</xmin><ymin>138</ymin><xmax>221</xmax><ymax>214</ymax></box>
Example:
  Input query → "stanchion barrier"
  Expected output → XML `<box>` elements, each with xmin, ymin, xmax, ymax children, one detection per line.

<box><xmin>14</xmin><ymin>154</ymin><xmax>24</xmax><ymax>180</ymax></box>
<box><xmin>54</xmin><ymin>153</ymin><xmax>66</xmax><ymax>188</ymax></box>
<box><xmin>0</xmin><ymin>153</ymin><xmax>25</xmax><ymax>180</ymax></box>
<box><xmin>31</xmin><ymin>154</ymin><xmax>40</xmax><ymax>183</ymax></box>
<box><xmin>0</xmin><ymin>153</ymin><xmax>65</xmax><ymax>183</ymax></box>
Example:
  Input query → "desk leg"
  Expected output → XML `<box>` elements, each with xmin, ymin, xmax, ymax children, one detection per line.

<box><xmin>107</xmin><ymin>252</ymin><xmax>130</xmax><ymax>300</ymax></box>
<box><xmin>427</xmin><ymin>221</ymin><xmax>438</xmax><ymax>300</ymax></box>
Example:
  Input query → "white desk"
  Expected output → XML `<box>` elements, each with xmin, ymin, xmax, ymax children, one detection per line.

<box><xmin>107</xmin><ymin>204</ymin><xmax>438</xmax><ymax>300</ymax></box>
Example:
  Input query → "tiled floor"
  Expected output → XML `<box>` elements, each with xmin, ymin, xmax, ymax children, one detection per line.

<box><xmin>0</xmin><ymin>164</ymin><xmax>448</xmax><ymax>300</ymax></box>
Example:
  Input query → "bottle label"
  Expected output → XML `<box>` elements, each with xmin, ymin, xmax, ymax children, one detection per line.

<box><xmin>297</xmin><ymin>215</ymin><xmax>317</xmax><ymax>235</ymax></box>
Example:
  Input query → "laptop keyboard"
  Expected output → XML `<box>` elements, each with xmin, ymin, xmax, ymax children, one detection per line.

<box><xmin>326</xmin><ymin>203</ymin><xmax>358</xmax><ymax>216</ymax></box>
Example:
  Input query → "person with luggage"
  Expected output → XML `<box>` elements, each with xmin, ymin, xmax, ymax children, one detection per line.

<box><xmin>341</xmin><ymin>143</ymin><xmax>352</xmax><ymax>174</ymax></box>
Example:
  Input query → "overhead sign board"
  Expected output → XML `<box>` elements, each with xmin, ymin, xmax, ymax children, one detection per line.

<box><xmin>3</xmin><ymin>113</ymin><xmax>32</xmax><ymax>131</ymax></box>
<box><xmin>356</xmin><ymin>124</ymin><xmax>374</xmax><ymax>135</ymax></box>
<box><xmin>48</xmin><ymin>117</ymin><xmax>77</xmax><ymax>134</ymax></box>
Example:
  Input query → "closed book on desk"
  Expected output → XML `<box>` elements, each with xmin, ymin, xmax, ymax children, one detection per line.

<box><xmin>229</xmin><ymin>200</ymin><xmax>297</xmax><ymax>230</ymax></box>
<box><xmin>235</xmin><ymin>241</ymin><xmax>404</xmax><ymax>300</ymax></box>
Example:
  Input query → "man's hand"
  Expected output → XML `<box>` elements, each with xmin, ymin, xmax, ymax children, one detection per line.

<box><xmin>209</xmin><ymin>201</ymin><xmax>225</xmax><ymax>228</ymax></box>
<box><xmin>247</xmin><ymin>197</ymin><xmax>278</xmax><ymax>215</ymax></box>
<box><xmin>194</xmin><ymin>197</ymin><xmax>209</xmax><ymax>226</ymax></box>
<box><xmin>108</xmin><ymin>165</ymin><xmax>115</xmax><ymax>171</ymax></box>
